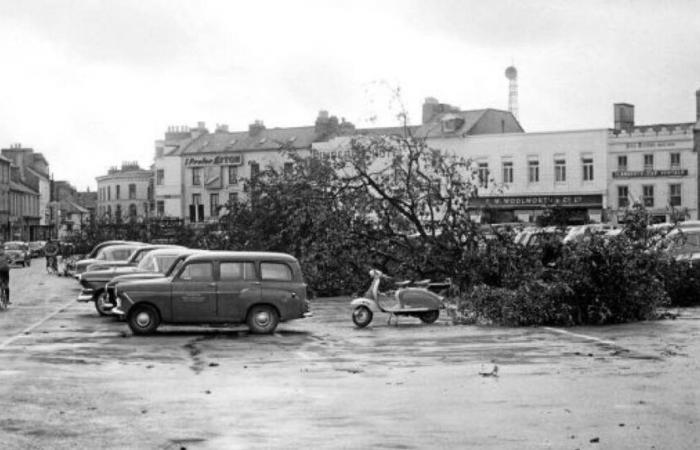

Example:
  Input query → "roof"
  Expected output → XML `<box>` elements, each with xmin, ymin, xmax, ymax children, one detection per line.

<box><xmin>26</xmin><ymin>166</ymin><xmax>50</xmax><ymax>180</ymax></box>
<box><xmin>181</xmin><ymin>127</ymin><xmax>318</xmax><ymax>155</ymax></box>
<box><xmin>185</xmin><ymin>251</ymin><xmax>298</xmax><ymax>263</ymax></box>
<box><xmin>9</xmin><ymin>181</ymin><xmax>39</xmax><ymax>195</ymax></box>
<box><xmin>59</xmin><ymin>200</ymin><xmax>89</xmax><ymax>214</ymax></box>
<box><xmin>414</xmin><ymin>109</ymin><xmax>487</xmax><ymax>138</ymax></box>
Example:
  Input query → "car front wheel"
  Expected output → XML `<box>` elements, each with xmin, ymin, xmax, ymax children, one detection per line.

<box><xmin>94</xmin><ymin>291</ymin><xmax>112</xmax><ymax>316</ymax></box>
<box><xmin>128</xmin><ymin>304</ymin><xmax>160</xmax><ymax>335</ymax></box>
<box><xmin>247</xmin><ymin>305</ymin><xmax>279</xmax><ymax>334</ymax></box>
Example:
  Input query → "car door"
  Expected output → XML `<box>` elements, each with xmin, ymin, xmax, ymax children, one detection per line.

<box><xmin>216</xmin><ymin>261</ymin><xmax>260</xmax><ymax>322</ymax></box>
<box><xmin>171</xmin><ymin>261</ymin><xmax>217</xmax><ymax>322</ymax></box>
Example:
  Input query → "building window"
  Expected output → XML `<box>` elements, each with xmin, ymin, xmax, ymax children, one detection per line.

<box><xmin>210</xmin><ymin>194</ymin><xmax>219</xmax><ymax>217</ymax></box>
<box><xmin>644</xmin><ymin>154</ymin><xmax>654</xmax><ymax>171</ymax></box>
<box><xmin>284</xmin><ymin>162</ymin><xmax>294</xmax><ymax>176</ymax></box>
<box><xmin>192</xmin><ymin>193</ymin><xmax>201</xmax><ymax>205</ymax></box>
<box><xmin>190</xmin><ymin>194</ymin><xmax>202</xmax><ymax>222</ymax></box>
<box><xmin>617</xmin><ymin>155</ymin><xmax>627</xmax><ymax>171</ymax></box>
<box><xmin>669</xmin><ymin>184</ymin><xmax>681</xmax><ymax>206</ymax></box>
<box><xmin>129</xmin><ymin>203</ymin><xmax>137</xmax><ymax>217</ymax></box>
<box><xmin>116</xmin><ymin>185</ymin><xmax>121</xmax><ymax>199</ymax></box>
<box><xmin>156</xmin><ymin>169</ymin><xmax>164</xmax><ymax>185</ymax></box>
<box><xmin>228</xmin><ymin>166</ymin><xmax>238</xmax><ymax>185</ymax></box>
<box><xmin>107</xmin><ymin>186</ymin><xmax>111</xmax><ymax>201</ymax></box>
<box><xmin>477</xmin><ymin>163</ymin><xmax>489</xmax><ymax>188</ymax></box>
<box><xmin>502</xmin><ymin>161</ymin><xmax>513</xmax><ymax>183</ymax></box>
<box><xmin>128</xmin><ymin>184</ymin><xmax>136</xmax><ymax>200</ymax></box>
<box><xmin>582</xmin><ymin>158</ymin><xmax>594</xmax><ymax>181</ymax></box>
<box><xmin>115</xmin><ymin>204</ymin><xmax>122</xmax><ymax>219</ymax></box>
<box><xmin>643</xmin><ymin>185</ymin><xmax>654</xmax><ymax>207</ymax></box>
<box><xmin>528</xmin><ymin>160</ymin><xmax>539</xmax><ymax>183</ymax></box>
<box><xmin>192</xmin><ymin>167</ymin><xmax>202</xmax><ymax>185</ymax></box>
<box><xmin>670</xmin><ymin>153</ymin><xmax>681</xmax><ymax>169</ymax></box>
<box><xmin>157</xmin><ymin>201</ymin><xmax>164</xmax><ymax>216</ymax></box>
<box><xmin>618</xmin><ymin>185</ymin><xmax>629</xmax><ymax>208</ymax></box>
<box><xmin>250</xmin><ymin>162</ymin><xmax>260</xmax><ymax>179</ymax></box>
<box><xmin>554</xmin><ymin>159</ymin><xmax>566</xmax><ymax>182</ymax></box>
<box><xmin>229</xmin><ymin>192</ymin><xmax>238</xmax><ymax>205</ymax></box>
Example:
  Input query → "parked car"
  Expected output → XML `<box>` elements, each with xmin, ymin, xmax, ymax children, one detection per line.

<box><xmin>104</xmin><ymin>249</ymin><xmax>207</xmax><ymax>316</ymax></box>
<box><xmin>28</xmin><ymin>240</ymin><xmax>47</xmax><ymax>258</ymax></box>
<box><xmin>73</xmin><ymin>243</ymin><xmax>146</xmax><ymax>277</ymax></box>
<box><xmin>64</xmin><ymin>240</ymin><xmax>140</xmax><ymax>277</ymax></box>
<box><xmin>3</xmin><ymin>241</ymin><xmax>31</xmax><ymax>267</ymax></box>
<box><xmin>112</xmin><ymin>251</ymin><xmax>311</xmax><ymax>335</ymax></box>
<box><xmin>85</xmin><ymin>244</ymin><xmax>184</xmax><ymax>272</ymax></box>
<box><xmin>78</xmin><ymin>247</ymin><xmax>193</xmax><ymax>316</ymax></box>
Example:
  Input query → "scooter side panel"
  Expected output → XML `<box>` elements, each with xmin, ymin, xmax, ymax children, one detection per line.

<box><xmin>396</xmin><ymin>289</ymin><xmax>442</xmax><ymax>309</ymax></box>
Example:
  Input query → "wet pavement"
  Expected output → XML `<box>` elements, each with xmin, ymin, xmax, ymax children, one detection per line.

<box><xmin>0</xmin><ymin>262</ymin><xmax>698</xmax><ymax>449</ymax></box>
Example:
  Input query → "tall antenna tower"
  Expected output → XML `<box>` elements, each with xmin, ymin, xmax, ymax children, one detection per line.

<box><xmin>505</xmin><ymin>65</ymin><xmax>519</xmax><ymax>120</ymax></box>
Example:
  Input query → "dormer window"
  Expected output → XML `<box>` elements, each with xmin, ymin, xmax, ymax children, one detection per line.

<box><xmin>440</xmin><ymin>114</ymin><xmax>464</xmax><ymax>133</ymax></box>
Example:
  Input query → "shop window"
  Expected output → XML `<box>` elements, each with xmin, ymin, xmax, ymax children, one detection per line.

<box><xmin>582</xmin><ymin>158</ymin><xmax>594</xmax><ymax>181</ymax></box>
<box><xmin>643</xmin><ymin>185</ymin><xmax>654</xmax><ymax>207</ymax></box>
<box><xmin>669</xmin><ymin>184</ymin><xmax>681</xmax><ymax>206</ymax></box>
<box><xmin>555</xmin><ymin>159</ymin><xmax>566</xmax><ymax>182</ymax></box>
<box><xmin>618</xmin><ymin>186</ymin><xmax>629</xmax><ymax>208</ymax></box>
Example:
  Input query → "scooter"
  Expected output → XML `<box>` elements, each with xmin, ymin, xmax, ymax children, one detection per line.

<box><xmin>351</xmin><ymin>269</ymin><xmax>446</xmax><ymax>328</ymax></box>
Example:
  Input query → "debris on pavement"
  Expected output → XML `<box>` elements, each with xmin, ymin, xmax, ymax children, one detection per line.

<box><xmin>478</xmin><ymin>364</ymin><xmax>499</xmax><ymax>377</ymax></box>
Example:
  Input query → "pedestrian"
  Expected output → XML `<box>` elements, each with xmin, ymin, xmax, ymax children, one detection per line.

<box><xmin>44</xmin><ymin>238</ymin><xmax>59</xmax><ymax>274</ymax></box>
<box><xmin>0</xmin><ymin>246</ymin><xmax>11</xmax><ymax>304</ymax></box>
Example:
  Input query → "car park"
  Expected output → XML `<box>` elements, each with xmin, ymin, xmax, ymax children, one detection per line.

<box><xmin>78</xmin><ymin>247</ymin><xmax>194</xmax><ymax>316</ymax></box>
<box><xmin>112</xmin><ymin>251</ymin><xmax>311</xmax><ymax>335</ymax></box>
<box><xmin>3</xmin><ymin>241</ymin><xmax>31</xmax><ymax>267</ymax></box>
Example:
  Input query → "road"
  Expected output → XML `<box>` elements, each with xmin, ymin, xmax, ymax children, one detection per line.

<box><xmin>0</xmin><ymin>262</ymin><xmax>698</xmax><ymax>449</ymax></box>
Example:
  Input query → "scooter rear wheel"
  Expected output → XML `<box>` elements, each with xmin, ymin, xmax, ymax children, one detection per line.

<box><xmin>419</xmin><ymin>310</ymin><xmax>440</xmax><ymax>324</ymax></box>
<box><xmin>352</xmin><ymin>306</ymin><xmax>373</xmax><ymax>328</ymax></box>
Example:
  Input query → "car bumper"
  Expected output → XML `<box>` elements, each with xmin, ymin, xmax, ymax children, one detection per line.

<box><xmin>77</xmin><ymin>289</ymin><xmax>94</xmax><ymax>302</ymax></box>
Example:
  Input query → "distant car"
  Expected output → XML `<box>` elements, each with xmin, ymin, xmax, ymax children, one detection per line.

<box><xmin>28</xmin><ymin>241</ymin><xmax>47</xmax><ymax>258</ymax></box>
<box><xmin>64</xmin><ymin>240</ymin><xmax>141</xmax><ymax>277</ymax></box>
<box><xmin>3</xmin><ymin>241</ymin><xmax>31</xmax><ymax>267</ymax></box>
<box><xmin>85</xmin><ymin>244</ymin><xmax>184</xmax><ymax>272</ymax></box>
<box><xmin>73</xmin><ymin>243</ymin><xmax>146</xmax><ymax>277</ymax></box>
<box><xmin>112</xmin><ymin>251</ymin><xmax>311</xmax><ymax>335</ymax></box>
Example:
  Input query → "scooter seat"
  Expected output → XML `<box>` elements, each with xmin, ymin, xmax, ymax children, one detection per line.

<box><xmin>394</xmin><ymin>280</ymin><xmax>412</xmax><ymax>288</ymax></box>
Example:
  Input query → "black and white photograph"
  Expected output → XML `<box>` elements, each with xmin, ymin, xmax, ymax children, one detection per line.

<box><xmin>0</xmin><ymin>0</ymin><xmax>699</xmax><ymax>448</ymax></box>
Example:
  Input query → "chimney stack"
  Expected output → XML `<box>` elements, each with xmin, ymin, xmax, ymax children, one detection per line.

<box><xmin>249</xmin><ymin>120</ymin><xmax>265</xmax><ymax>137</ymax></box>
<box><xmin>695</xmin><ymin>89</ymin><xmax>700</xmax><ymax>121</ymax></box>
<box><xmin>216</xmin><ymin>124</ymin><xmax>229</xmax><ymax>133</ymax></box>
<box><xmin>422</xmin><ymin>97</ymin><xmax>459</xmax><ymax>124</ymax></box>
<box><xmin>614</xmin><ymin>103</ymin><xmax>635</xmax><ymax>132</ymax></box>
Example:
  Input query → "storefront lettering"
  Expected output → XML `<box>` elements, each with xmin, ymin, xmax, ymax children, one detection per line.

<box><xmin>472</xmin><ymin>194</ymin><xmax>603</xmax><ymax>208</ymax></box>
<box><xmin>612</xmin><ymin>169</ymin><xmax>687</xmax><ymax>178</ymax></box>
<box><xmin>185</xmin><ymin>155</ymin><xmax>243</xmax><ymax>166</ymax></box>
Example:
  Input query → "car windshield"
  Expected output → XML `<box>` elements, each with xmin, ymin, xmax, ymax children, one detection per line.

<box><xmin>4</xmin><ymin>243</ymin><xmax>26</xmax><ymax>251</ymax></box>
<box><xmin>137</xmin><ymin>253</ymin><xmax>157</xmax><ymax>271</ymax></box>
<box><xmin>167</xmin><ymin>258</ymin><xmax>187</xmax><ymax>277</ymax></box>
<box><xmin>130</xmin><ymin>248</ymin><xmax>150</xmax><ymax>264</ymax></box>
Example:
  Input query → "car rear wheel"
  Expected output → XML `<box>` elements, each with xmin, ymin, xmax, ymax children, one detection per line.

<box><xmin>94</xmin><ymin>291</ymin><xmax>112</xmax><ymax>316</ymax></box>
<box><xmin>128</xmin><ymin>304</ymin><xmax>160</xmax><ymax>335</ymax></box>
<box><xmin>247</xmin><ymin>305</ymin><xmax>279</xmax><ymax>334</ymax></box>
<box><xmin>352</xmin><ymin>306</ymin><xmax>373</xmax><ymax>328</ymax></box>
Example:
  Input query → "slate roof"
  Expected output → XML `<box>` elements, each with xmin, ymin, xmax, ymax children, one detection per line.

<box><xmin>9</xmin><ymin>181</ymin><xmax>39</xmax><ymax>195</ymax></box>
<box><xmin>414</xmin><ymin>109</ymin><xmax>490</xmax><ymax>138</ymax></box>
<box><xmin>182</xmin><ymin>126</ymin><xmax>318</xmax><ymax>155</ymax></box>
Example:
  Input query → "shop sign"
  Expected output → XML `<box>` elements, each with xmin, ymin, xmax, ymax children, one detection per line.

<box><xmin>472</xmin><ymin>194</ymin><xmax>603</xmax><ymax>208</ymax></box>
<box><xmin>612</xmin><ymin>169</ymin><xmax>687</xmax><ymax>178</ymax></box>
<box><xmin>185</xmin><ymin>155</ymin><xmax>242</xmax><ymax>166</ymax></box>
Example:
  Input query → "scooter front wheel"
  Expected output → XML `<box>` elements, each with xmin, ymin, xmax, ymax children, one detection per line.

<box><xmin>352</xmin><ymin>306</ymin><xmax>373</xmax><ymax>328</ymax></box>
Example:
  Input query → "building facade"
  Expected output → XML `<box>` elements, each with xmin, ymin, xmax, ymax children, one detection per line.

<box><xmin>0</xmin><ymin>157</ymin><xmax>10</xmax><ymax>240</ymax></box>
<box><xmin>96</xmin><ymin>162</ymin><xmax>153</xmax><ymax>222</ymax></box>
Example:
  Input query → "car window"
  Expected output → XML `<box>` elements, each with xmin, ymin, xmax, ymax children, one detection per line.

<box><xmin>178</xmin><ymin>262</ymin><xmax>213</xmax><ymax>281</ymax></box>
<box><xmin>260</xmin><ymin>262</ymin><xmax>292</xmax><ymax>281</ymax></box>
<box><xmin>220</xmin><ymin>262</ymin><xmax>256</xmax><ymax>281</ymax></box>
<box><xmin>131</xmin><ymin>249</ymin><xmax>148</xmax><ymax>264</ymax></box>
<box><xmin>155</xmin><ymin>256</ymin><xmax>178</xmax><ymax>273</ymax></box>
<box><xmin>138</xmin><ymin>253</ymin><xmax>157</xmax><ymax>271</ymax></box>
<box><xmin>109</xmin><ymin>249</ymin><xmax>133</xmax><ymax>260</ymax></box>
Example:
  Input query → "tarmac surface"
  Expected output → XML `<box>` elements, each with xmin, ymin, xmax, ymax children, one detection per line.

<box><xmin>0</xmin><ymin>261</ymin><xmax>698</xmax><ymax>449</ymax></box>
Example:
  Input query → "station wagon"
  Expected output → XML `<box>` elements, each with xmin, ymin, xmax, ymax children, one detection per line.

<box><xmin>112</xmin><ymin>251</ymin><xmax>311</xmax><ymax>334</ymax></box>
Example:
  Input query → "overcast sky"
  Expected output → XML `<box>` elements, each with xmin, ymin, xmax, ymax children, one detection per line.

<box><xmin>0</xmin><ymin>0</ymin><xmax>699</xmax><ymax>191</ymax></box>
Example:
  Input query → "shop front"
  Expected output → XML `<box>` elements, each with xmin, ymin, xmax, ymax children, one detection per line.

<box><xmin>470</xmin><ymin>194</ymin><xmax>605</xmax><ymax>225</ymax></box>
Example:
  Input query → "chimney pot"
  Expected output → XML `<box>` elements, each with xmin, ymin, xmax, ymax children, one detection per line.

<box><xmin>614</xmin><ymin>103</ymin><xmax>635</xmax><ymax>132</ymax></box>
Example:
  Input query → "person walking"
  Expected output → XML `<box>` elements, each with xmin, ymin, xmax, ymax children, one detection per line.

<box><xmin>0</xmin><ymin>246</ymin><xmax>11</xmax><ymax>304</ymax></box>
